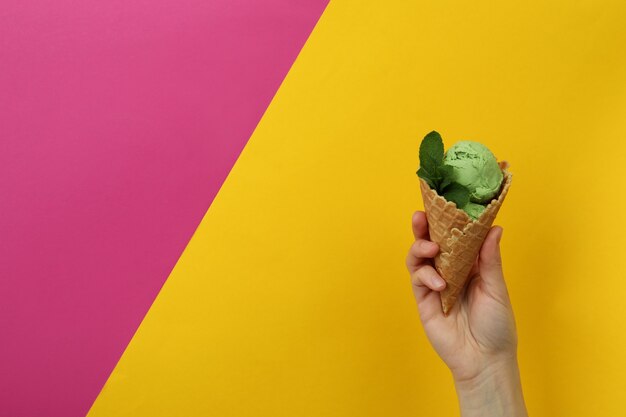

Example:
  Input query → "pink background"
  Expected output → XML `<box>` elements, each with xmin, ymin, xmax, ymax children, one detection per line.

<box><xmin>0</xmin><ymin>1</ymin><xmax>327</xmax><ymax>415</ymax></box>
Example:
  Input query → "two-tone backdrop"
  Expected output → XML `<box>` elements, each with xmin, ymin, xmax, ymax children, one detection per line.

<box><xmin>2</xmin><ymin>1</ymin><xmax>626</xmax><ymax>416</ymax></box>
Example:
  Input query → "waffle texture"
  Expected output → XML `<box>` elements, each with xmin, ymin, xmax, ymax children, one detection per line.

<box><xmin>419</xmin><ymin>162</ymin><xmax>513</xmax><ymax>315</ymax></box>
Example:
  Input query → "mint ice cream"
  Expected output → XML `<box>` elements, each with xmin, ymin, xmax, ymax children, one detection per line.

<box><xmin>462</xmin><ymin>202</ymin><xmax>486</xmax><ymax>220</ymax></box>
<box><xmin>443</xmin><ymin>141</ymin><xmax>503</xmax><ymax>204</ymax></box>
<box><xmin>416</xmin><ymin>131</ymin><xmax>504</xmax><ymax>221</ymax></box>
<box><xmin>416</xmin><ymin>130</ymin><xmax>513</xmax><ymax>315</ymax></box>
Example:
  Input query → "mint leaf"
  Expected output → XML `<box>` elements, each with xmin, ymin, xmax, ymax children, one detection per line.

<box><xmin>417</xmin><ymin>167</ymin><xmax>436</xmax><ymax>188</ymax></box>
<box><xmin>416</xmin><ymin>130</ymin><xmax>474</xmax><ymax>213</ymax></box>
<box><xmin>423</xmin><ymin>153</ymin><xmax>442</xmax><ymax>178</ymax></box>
<box><xmin>419</xmin><ymin>131</ymin><xmax>444</xmax><ymax>170</ymax></box>
<box><xmin>437</xmin><ymin>164</ymin><xmax>455</xmax><ymax>190</ymax></box>
<box><xmin>442</xmin><ymin>182</ymin><xmax>470</xmax><ymax>208</ymax></box>
<box><xmin>417</xmin><ymin>130</ymin><xmax>465</xmax><ymax>208</ymax></box>
<box><xmin>417</xmin><ymin>131</ymin><xmax>444</xmax><ymax>190</ymax></box>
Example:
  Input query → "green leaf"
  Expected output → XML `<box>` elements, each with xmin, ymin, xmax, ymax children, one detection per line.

<box><xmin>423</xmin><ymin>154</ymin><xmax>443</xmax><ymax>178</ymax></box>
<box><xmin>419</xmin><ymin>131</ymin><xmax>444</xmax><ymax>173</ymax></box>
<box><xmin>416</xmin><ymin>166</ymin><xmax>429</xmax><ymax>179</ymax></box>
<box><xmin>442</xmin><ymin>182</ymin><xmax>470</xmax><ymax>208</ymax></box>
<box><xmin>437</xmin><ymin>165</ymin><xmax>455</xmax><ymax>190</ymax></box>
<box><xmin>417</xmin><ymin>167</ymin><xmax>436</xmax><ymax>188</ymax></box>
<box><xmin>439</xmin><ymin>175</ymin><xmax>452</xmax><ymax>191</ymax></box>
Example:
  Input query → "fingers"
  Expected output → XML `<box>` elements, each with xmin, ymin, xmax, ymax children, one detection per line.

<box><xmin>407</xmin><ymin>213</ymin><xmax>445</xmax><ymax>298</ymax></box>
<box><xmin>411</xmin><ymin>264</ymin><xmax>447</xmax><ymax>322</ymax></box>
<box><xmin>478</xmin><ymin>226</ymin><xmax>509</xmax><ymax>298</ymax></box>
<box><xmin>411</xmin><ymin>264</ymin><xmax>446</xmax><ymax>292</ymax></box>
<box><xmin>408</xmin><ymin>211</ymin><xmax>447</xmax><ymax>322</ymax></box>
<box><xmin>407</xmin><ymin>211</ymin><xmax>437</xmax><ymax>273</ymax></box>
<box><xmin>405</xmin><ymin>238</ymin><xmax>439</xmax><ymax>273</ymax></box>
<box><xmin>412</xmin><ymin>211</ymin><xmax>429</xmax><ymax>240</ymax></box>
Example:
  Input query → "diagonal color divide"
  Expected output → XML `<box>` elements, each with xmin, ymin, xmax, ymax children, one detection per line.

<box><xmin>88</xmin><ymin>1</ymin><xmax>626</xmax><ymax>416</ymax></box>
<box><xmin>0</xmin><ymin>1</ymin><xmax>328</xmax><ymax>416</ymax></box>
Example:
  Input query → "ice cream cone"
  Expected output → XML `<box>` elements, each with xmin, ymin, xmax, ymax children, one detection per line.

<box><xmin>419</xmin><ymin>161</ymin><xmax>513</xmax><ymax>315</ymax></box>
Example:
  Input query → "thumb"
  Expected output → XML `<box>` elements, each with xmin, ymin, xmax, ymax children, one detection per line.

<box><xmin>478</xmin><ymin>226</ymin><xmax>507</xmax><ymax>295</ymax></box>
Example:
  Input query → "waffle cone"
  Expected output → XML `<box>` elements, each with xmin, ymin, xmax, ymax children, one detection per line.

<box><xmin>419</xmin><ymin>161</ymin><xmax>512</xmax><ymax>315</ymax></box>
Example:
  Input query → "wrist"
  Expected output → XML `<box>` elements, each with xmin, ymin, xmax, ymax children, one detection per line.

<box><xmin>453</xmin><ymin>356</ymin><xmax>528</xmax><ymax>417</ymax></box>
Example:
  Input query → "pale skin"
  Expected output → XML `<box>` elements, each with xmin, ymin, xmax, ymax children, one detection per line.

<box><xmin>406</xmin><ymin>211</ymin><xmax>528</xmax><ymax>417</ymax></box>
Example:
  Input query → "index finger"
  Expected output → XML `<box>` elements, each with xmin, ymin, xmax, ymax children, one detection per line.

<box><xmin>412</xmin><ymin>211</ymin><xmax>429</xmax><ymax>240</ymax></box>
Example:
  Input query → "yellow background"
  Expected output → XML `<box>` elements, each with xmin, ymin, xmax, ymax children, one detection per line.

<box><xmin>90</xmin><ymin>1</ymin><xmax>626</xmax><ymax>416</ymax></box>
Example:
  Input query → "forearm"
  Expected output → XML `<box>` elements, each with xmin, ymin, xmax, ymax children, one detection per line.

<box><xmin>454</xmin><ymin>358</ymin><xmax>528</xmax><ymax>417</ymax></box>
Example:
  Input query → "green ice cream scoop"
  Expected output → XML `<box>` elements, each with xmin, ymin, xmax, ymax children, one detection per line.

<box><xmin>443</xmin><ymin>141</ymin><xmax>503</xmax><ymax>204</ymax></box>
<box><xmin>462</xmin><ymin>202</ymin><xmax>486</xmax><ymax>220</ymax></box>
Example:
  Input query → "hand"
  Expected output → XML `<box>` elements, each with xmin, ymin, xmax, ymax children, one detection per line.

<box><xmin>406</xmin><ymin>211</ymin><xmax>527</xmax><ymax>416</ymax></box>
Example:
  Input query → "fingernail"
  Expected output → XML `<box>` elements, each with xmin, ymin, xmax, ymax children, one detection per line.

<box><xmin>497</xmin><ymin>227</ymin><xmax>504</xmax><ymax>243</ymax></box>
<box><xmin>421</xmin><ymin>241</ymin><xmax>436</xmax><ymax>251</ymax></box>
<box><xmin>432</xmin><ymin>275</ymin><xmax>445</xmax><ymax>290</ymax></box>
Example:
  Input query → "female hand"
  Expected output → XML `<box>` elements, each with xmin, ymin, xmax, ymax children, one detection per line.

<box><xmin>406</xmin><ymin>211</ymin><xmax>527</xmax><ymax>416</ymax></box>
